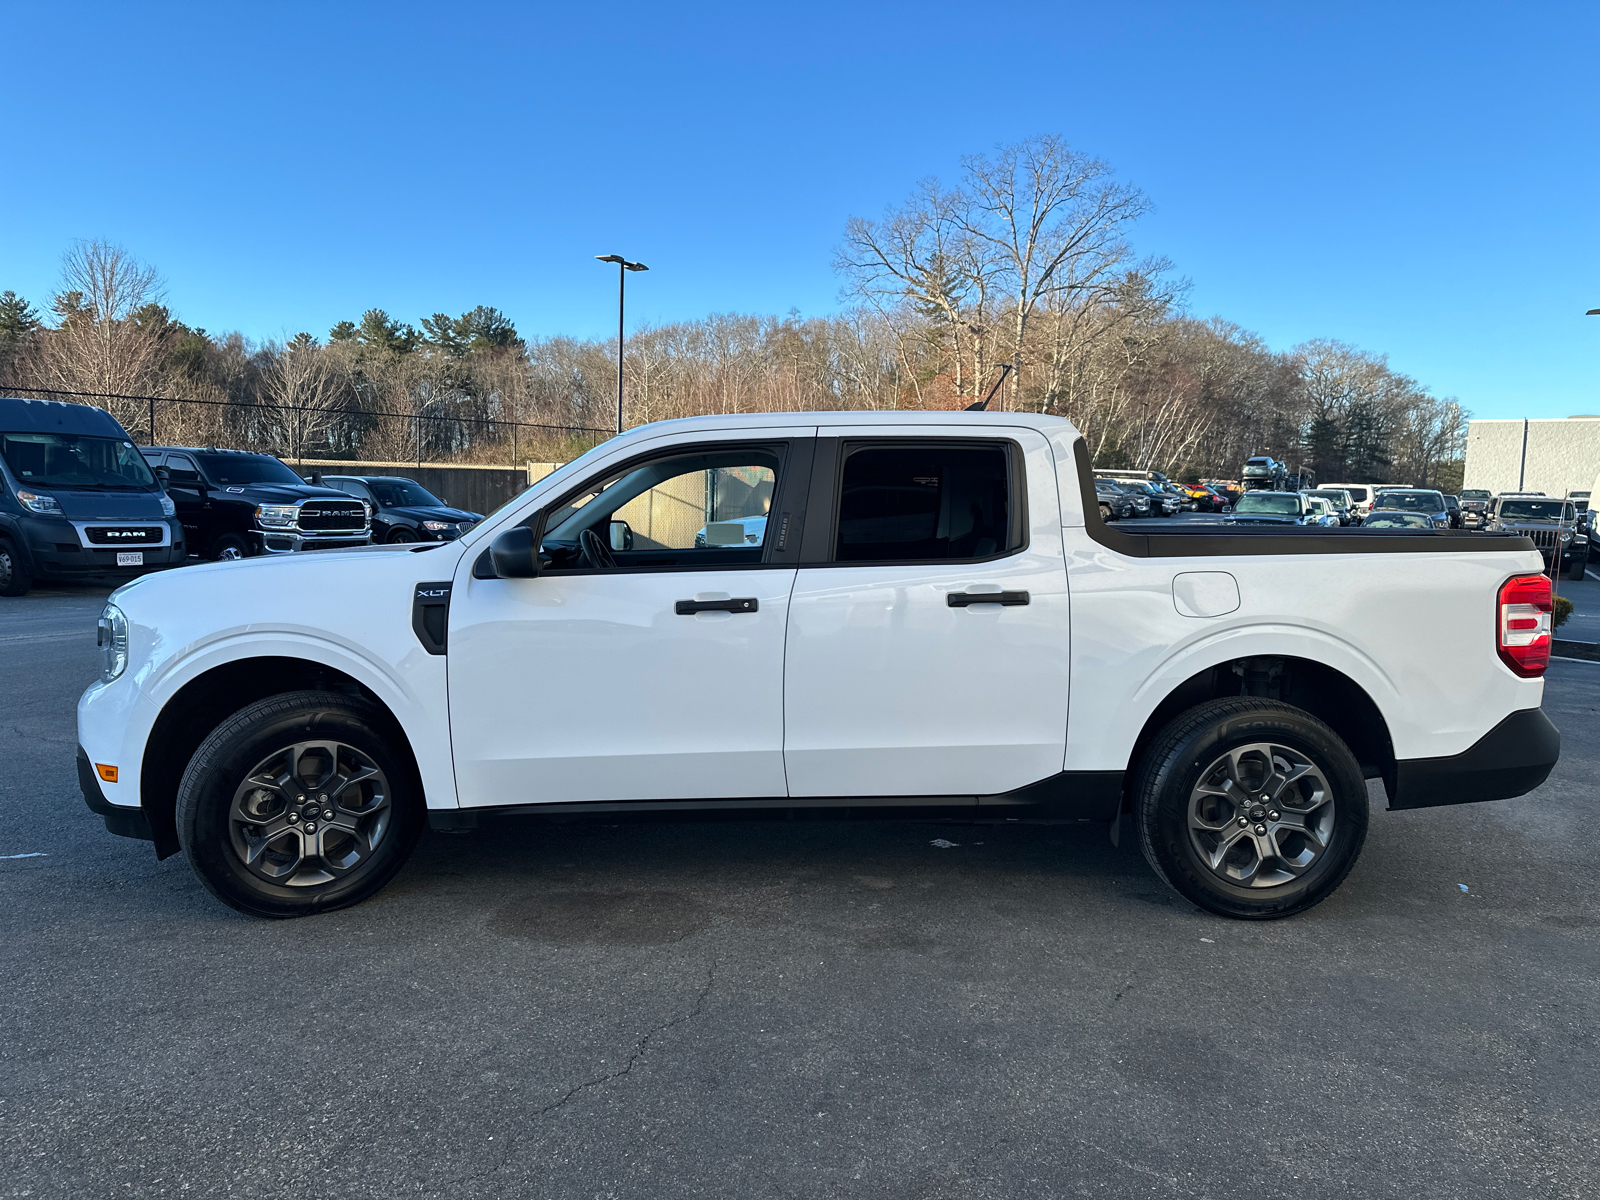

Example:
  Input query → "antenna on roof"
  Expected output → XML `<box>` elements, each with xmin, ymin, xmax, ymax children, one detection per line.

<box><xmin>965</xmin><ymin>363</ymin><xmax>1013</xmax><ymax>411</ymax></box>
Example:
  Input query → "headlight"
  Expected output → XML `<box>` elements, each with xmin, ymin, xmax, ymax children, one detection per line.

<box><xmin>1560</xmin><ymin>528</ymin><xmax>1573</xmax><ymax>542</ymax></box>
<box><xmin>96</xmin><ymin>603</ymin><xmax>129</xmax><ymax>683</ymax></box>
<box><xmin>422</xmin><ymin>521</ymin><xmax>455</xmax><ymax>532</ymax></box>
<box><xmin>255</xmin><ymin>504</ymin><xmax>299</xmax><ymax>529</ymax></box>
<box><xmin>16</xmin><ymin>490</ymin><xmax>63</xmax><ymax>515</ymax></box>
<box><xmin>159</xmin><ymin>495</ymin><xmax>175</xmax><ymax>516</ymax></box>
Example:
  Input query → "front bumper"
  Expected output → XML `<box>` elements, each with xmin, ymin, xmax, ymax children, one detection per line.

<box><xmin>253</xmin><ymin>530</ymin><xmax>372</xmax><ymax>553</ymax></box>
<box><xmin>18</xmin><ymin>515</ymin><xmax>186</xmax><ymax>581</ymax></box>
<box><xmin>76</xmin><ymin>746</ymin><xmax>154</xmax><ymax>842</ymax></box>
<box><xmin>1389</xmin><ymin>708</ymin><xmax>1560</xmax><ymax>810</ymax></box>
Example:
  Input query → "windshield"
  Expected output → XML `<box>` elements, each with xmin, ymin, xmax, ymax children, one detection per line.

<box><xmin>1364</xmin><ymin>512</ymin><xmax>1431</xmax><ymax>528</ymax></box>
<box><xmin>1460</xmin><ymin>490</ymin><xmax>1490</xmax><ymax>500</ymax></box>
<box><xmin>369</xmin><ymin>480</ymin><xmax>444</xmax><ymax>508</ymax></box>
<box><xmin>1375</xmin><ymin>491</ymin><xmax>1444</xmax><ymax>512</ymax></box>
<box><xmin>194</xmin><ymin>453</ymin><xmax>305</xmax><ymax>486</ymax></box>
<box><xmin>1499</xmin><ymin>500</ymin><xmax>1574</xmax><ymax>521</ymax></box>
<box><xmin>0</xmin><ymin>432</ymin><xmax>158</xmax><ymax>491</ymax></box>
<box><xmin>1307</xmin><ymin>491</ymin><xmax>1347</xmax><ymax>504</ymax></box>
<box><xmin>1234</xmin><ymin>493</ymin><xmax>1301</xmax><ymax>515</ymax></box>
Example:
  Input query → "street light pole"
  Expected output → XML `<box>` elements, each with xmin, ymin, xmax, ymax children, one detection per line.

<box><xmin>596</xmin><ymin>254</ymin><xmax>649</xmax><ymax>434</ymax></box>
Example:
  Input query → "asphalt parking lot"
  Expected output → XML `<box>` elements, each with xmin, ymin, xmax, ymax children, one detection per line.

<box><xmin>3</xmin><ymin>582</ymin><xmax>1598</xmax><ymax>1199</ymax></box>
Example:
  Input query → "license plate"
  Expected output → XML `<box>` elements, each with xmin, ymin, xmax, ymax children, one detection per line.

<box><xmin>116</xmin><ymin>552</ymin><xmax>144</xmax><ymax>567</ymax></box>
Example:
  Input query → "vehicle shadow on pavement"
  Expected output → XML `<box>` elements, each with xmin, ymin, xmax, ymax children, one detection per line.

<box><xmin>386</xmin><ymin>816</ymin><xmax>1185</xmax><ymax>948</ymax></box>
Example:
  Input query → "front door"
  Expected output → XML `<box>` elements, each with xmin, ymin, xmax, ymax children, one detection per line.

<box><xmin>782</xmin><ymin>426</ymin><xmax>1072</xmax><ymax>797</ymax></box>
<box><xmin>447</xmin><ymin>431</ymin><xmax>814</xmax><ymax>807</ymax></box>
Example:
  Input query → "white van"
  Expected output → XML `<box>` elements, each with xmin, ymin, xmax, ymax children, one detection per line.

<box><xmin>1321</xmin><ymin>482</ymin><xmax>1383</xmax><ymax>520</ymax></box>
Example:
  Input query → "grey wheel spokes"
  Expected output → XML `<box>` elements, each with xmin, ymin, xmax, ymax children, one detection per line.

<box><xmin>1186</xmin><ymin>742</ymin><xmax>1335</xmax><ymax>889</ymax></box>
<box><xmin>227</xmin><ymin>739</ymin><xmax>392</xmax><ymax>888</ymax></box>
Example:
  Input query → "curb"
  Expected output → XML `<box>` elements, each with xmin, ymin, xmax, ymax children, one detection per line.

<box><xmin>1553</xmin><ymin>639</ymin><xmax>1600</xmax><ymax>663</ymax></box>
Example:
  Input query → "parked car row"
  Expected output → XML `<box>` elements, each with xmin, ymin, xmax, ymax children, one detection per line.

<box><xmin>1093</xmin><ymin>474</ymin><xmax>1231</xmax><ymax>520</ymax></box>
<box><xmin>0</xmin><ymin>397</ymin><xmax>482</xmax><ymax>596</ymax></box>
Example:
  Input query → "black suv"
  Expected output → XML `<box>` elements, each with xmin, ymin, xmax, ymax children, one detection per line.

<box><xmin>321</xmin><ymin>475</ymin><xmax>482</xmax><ymax>543</ymax></box>
<box><xmin>1486</xmin><ymin>494</ymin><xmax>1585</xmax><ymax>580</ymax></box>
<box><xmin>140</xmin><ymin>447</ymin><xmax>371</xmax><ymax>560</ymax></box>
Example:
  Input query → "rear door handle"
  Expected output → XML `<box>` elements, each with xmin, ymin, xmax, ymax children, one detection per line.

<box><xmin>947</xmin><ymin>590</ymin><xmax>1029</xmax><ymax>607</ymax></box>
<box><xmin>675</xmin><ymin>598</ymin><xmax>759</xmax><ymax>615</ymax></box>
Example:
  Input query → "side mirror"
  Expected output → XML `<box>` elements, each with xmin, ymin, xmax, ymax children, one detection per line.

<box><xmin>490</xmin><ymin>525</ymin><xmax>543</xmax><ymax>578</ymax></box>
<box><xmin>608</xmin><ymin>519</ymin><xmax>634</xmax><ymax>551</ymax></box>
<box><xmin>154</xmin><ymin>465</ymin><xmax>170</xmax><ymax>484</ymax></box>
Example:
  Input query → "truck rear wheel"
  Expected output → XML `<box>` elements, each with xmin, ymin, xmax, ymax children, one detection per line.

<box><xmin>175</xmin><ymin>691</ymin><xmax>424</xmax><ymax>918</ymax></box>
<box><xmin>1134</xmin><ymin>698</ymin><xmax>1368</xmax><ymax>919</ymax></box>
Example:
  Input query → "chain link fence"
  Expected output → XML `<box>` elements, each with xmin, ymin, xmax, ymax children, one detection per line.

<box><xmin>0</xmin><ymin>384</ymin><xmax>613</xmax><ymax>470</ymax></box>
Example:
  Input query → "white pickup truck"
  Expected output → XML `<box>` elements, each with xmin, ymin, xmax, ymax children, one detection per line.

<box><xmin>77</xmin><ymin>412</ymin><xmax>1561</xmax><ymax>920</ymax></box>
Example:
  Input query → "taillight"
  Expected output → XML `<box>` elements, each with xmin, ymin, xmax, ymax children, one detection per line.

<box><xmin>1497</xmin><ymin>573</ymin><xmax>1552</xmax><ymax>677</ymax></box>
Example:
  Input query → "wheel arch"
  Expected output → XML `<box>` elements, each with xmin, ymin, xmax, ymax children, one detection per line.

<box><xmin>140</xmin><ymin>656</ymin><xmax>423</xmax><ymax>859</ymax></box>
<box><xmin>1121</xmin><ymin>654</ymin><xmax>1397</xmax><ymax>812</ymax></box>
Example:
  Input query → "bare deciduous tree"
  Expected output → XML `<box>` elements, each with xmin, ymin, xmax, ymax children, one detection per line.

<box><xmin>31</xmin><ymin>240</ymin><xmax>166</xmax><ymax>434</ymax></box>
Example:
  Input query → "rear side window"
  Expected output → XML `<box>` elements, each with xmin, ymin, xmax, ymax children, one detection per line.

<box><xmin>833</xmin><ymin>441</ymin><xmax>1016</xmax><ymax>563</ymax></box>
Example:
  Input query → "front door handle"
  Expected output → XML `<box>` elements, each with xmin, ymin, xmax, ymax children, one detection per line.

<box><xmin>947</xmin><ymin>590</ymin><xmax>1029</xmax><ymax>607</ymax></box>
<box><xmin>675</xmin><ymin>598</ymin><xmax>758</xmax><ymax>615</ymax></box>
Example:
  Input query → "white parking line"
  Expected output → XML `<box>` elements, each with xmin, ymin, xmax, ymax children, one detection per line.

<box><xmin>1586</xmin><ymin>568</ymin><xmax>1600</xmax><ymax>583</ymax></box>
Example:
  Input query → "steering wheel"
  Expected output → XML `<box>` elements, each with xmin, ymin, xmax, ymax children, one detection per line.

<box><xmin>579</xmin><ymin>527</ymin><xmax>618</xmax><ymax>570</ymax></box>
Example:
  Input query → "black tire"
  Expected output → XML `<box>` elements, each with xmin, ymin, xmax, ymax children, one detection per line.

<box><xmin>175</xmin><ymin>690</ymin><xmax>424</xmax><ymax>918</ymax></box>
<box><xmin>1566</xmin><ymin>558</ymin><xmax>1586</xmax><ymax>581</ymax></box>
<box><xmin>212</xmin><ymin>534</ymin><xmax>250</xmax><ymax>562</ymax></box>
<box><xmin>1134</xmin><ymin>698</ymin><xmax>1369</xmax><ymax>919</ymax></box>
<box><xmin>1099</xmin><ymin>503</ymin><xmax>1113</xmax><ymax>522</ymax></box>
<box><xmin>387</xmin><ymin>526</ymin><xmax>418</xmax><ymax>544</ymax></box>
<box><xmin>0</xmin><ymin>539</ymin><xmax>32</xmax><ymax>597</ymax></box>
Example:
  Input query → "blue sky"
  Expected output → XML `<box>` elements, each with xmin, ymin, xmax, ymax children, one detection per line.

<box><xmin>1</xmin><ymin>2</ymin><xmax>1595</xmax><ymax>418</ymax></box>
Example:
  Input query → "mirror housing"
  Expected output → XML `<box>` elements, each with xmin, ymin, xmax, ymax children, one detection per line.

<box><xmin>608</xmin><ymin>520</ymin><xmax>634</xmax><ymax>552</ymax></box>
<box><xmin>154</xmin><ymin>465</ymin><xmax>171</xmax><ymax>484</ymax></box>
<box><xmin>490</xmin><ymin>525</ymin><xmax>543</xmax><ymax>578</ymax></box>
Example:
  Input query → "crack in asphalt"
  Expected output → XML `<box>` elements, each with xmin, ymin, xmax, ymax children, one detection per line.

<box><xmin>439</xmin><ymin>959</ymin><xmax>718</xmax><ymax>1193</ymax></box>
<box><xmin>537</xmin><ymin>956</ymin><xmax>719</xmax><ymax>1118</ymax></box>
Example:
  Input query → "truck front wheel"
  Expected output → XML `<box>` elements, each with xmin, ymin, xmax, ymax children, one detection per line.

<box><xmin>175</xmin><ymin>691</ymin><xmax>424</xmax><ymax>917</ymax></box>
<box><xmin>1134</xmin><ymin>698</ymin><xmax>1369</xmax><ymax>919</ymax></box>
<box><xmin>0</xmin><ymin>539</ymin><xmax>32</xmax><ymax>596</ymax></box>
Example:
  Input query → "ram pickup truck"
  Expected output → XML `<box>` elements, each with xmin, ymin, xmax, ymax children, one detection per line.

<box><xmin>77</xmin><ymin>412</ymin><xmax>1561</xmax><ymax>921</ymax></box>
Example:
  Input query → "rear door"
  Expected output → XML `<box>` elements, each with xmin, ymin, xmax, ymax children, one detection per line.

<box><xmin>782</xmin><ymin>426</ymin><xmax>1071</xmax><ymax>797</ymax></box>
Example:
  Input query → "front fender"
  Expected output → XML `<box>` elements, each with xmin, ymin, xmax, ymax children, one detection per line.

<box><xmin>79</xmin><ymin>629</ymin><xmax>457</xmax><ymax>816</ymax></box>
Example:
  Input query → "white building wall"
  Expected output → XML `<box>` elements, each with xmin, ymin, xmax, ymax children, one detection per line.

<box><xmin>1463</xmin><ymin>418</ymin><xmax>1600</xmax><ymax>497</ymax></box>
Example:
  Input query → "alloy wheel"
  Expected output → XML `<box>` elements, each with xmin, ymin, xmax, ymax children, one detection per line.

<box><xmin>1186</xmin><ymin>742</ymin><xmax>1335</xmax><ymax>888</ymax></box>
<box><xmin>227</xmin><ymin>740</ymin><xmax>392</xmax><ymax>887</ymax></box>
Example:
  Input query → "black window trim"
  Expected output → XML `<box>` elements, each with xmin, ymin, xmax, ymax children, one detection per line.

<box><xmin>799</xmin><ymin>435</ymin><xmax>1030</xmax><ymax>569</ymax></box>
<box><xmin>501</xmin><ymin>436</ymin><xmax>816</xmax><ymax>577</ymax></box>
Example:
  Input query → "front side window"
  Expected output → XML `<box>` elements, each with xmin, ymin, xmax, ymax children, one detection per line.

<box><xmin>165</xmin><ymin>454</ymin><xmax>202</xmax><ymax>486</ymax></box>
<box><xmin>0</xmin><ymin>432</ymin><xmax>158</xmax><ymax>491</ymax></box>
<box><xmin>542</xmin><ymin>446</ymin><xmax>781</xmax><ymax>568</ymax></box>
<box><xmin>834</xmin><ymin>441</ymin><xmax>1014</xmax><ymax>563</ymax></box>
